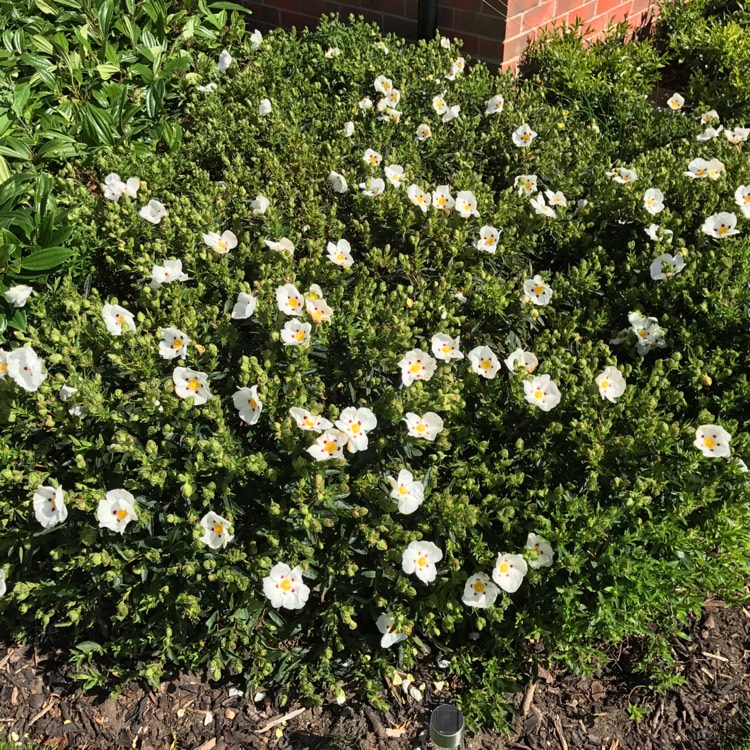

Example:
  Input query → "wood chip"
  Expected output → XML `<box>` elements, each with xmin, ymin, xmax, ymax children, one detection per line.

<box><xmin>702</xmin><ymin>650</ymin><xmax>729</xmax><ymax>663</ymax></box>
<box><xmin>385</xmin><ymin>728</ymin><xmax>406</xmax><ymax>737</ymax></box>
<box><xmin>194</xmin><ymin>740</ymin><xmax>216</xmax><ymax>750</ymax></box>
<box><xmin>521</xmin><ymin>679</ymin><xmax>538</xmax><ymax>716</ymax></box>
<box><xmin>254</xmin><ymin>707</ymin><xmax>306</xmax><ymax>734</ymax></box>
<box><xmin>552</xmin><ymin>715</ymin><xmax>569</xmax><ymax>750</ymax></box>
<box><xmin>29</xmin><ymin>698</ymin><xmax>57</xmax><ymax>727</ymax></box>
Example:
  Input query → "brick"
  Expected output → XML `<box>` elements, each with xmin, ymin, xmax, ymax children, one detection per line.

<box><xmin>380</xmin><ymin>0</ymin><xmax>406</xmax><ymax>15</ymax></box>
<box><xmin>382</xmin><ymin>14</ymin><xmax>418</xmax><ymax>37</ymax></box>
<box><xmin>280</xmin><ymin>11</ymin><xmax>321</xmax><ymax>28</ymax></box>
<box><xmin>456</xmin><ymin>32</ymin><xmax>481</xmax><ymax>54</ymax></box>
<box><xmin>404</xmin><ymin>0</ymin><xmax>419</xmax><ymax>15</ymax></box>
<box><xmin>595</xmin><ymin>0</ymin><xmax>629</xmax><ymax>17</ymax></box>
<box><xmin>446</xmin><ymin>0</ymin><xmax>484</xmax><ymax>9</ymax></box>
<box><xmin>480</xmin><ymin>34</ymin><xmax>504</xmax><ymax>59</ymax></box>
<box><xmin>454</xmin><ymin>9</ymin><xmax>504</xmax><ymax>34</ymax></box>
<box><xmin>565</xmin><ymin>1</ymin><xmax>597</xmax><ymax>23</ymax></box>
<box><xmin>522</xmin><ymin>0</ymin><xmax>555</xmax><ymax>30</ymax></box>
<box><xmin>594</xmin><ymin>0</ymin><xmax>632</xmax><ymax>20</ymax></box>
<box><xmin>437</xmin><ymin>7</ymin><xmax>455</xmax><ymax>25</ymax></box>
<box><xmin>555</xmin><ymin>0</ymin><xmax>590</xmax><ymax>18</ymax></box>
<box><xmin>249</xmin><ymin>3</ymin><xmax>280</xmax><ymax>24</ymax></box>
<box><xmin>266</xmin><ymin>0</ymin><xmax>302</xmax><ymax>10</ymax></box>
<box><xmin>481</xmin><ymin>0</ymin><xmax>509</xmax><ymax>14</ymax></box>
<box><xmin>502</xmin><ymin>30</ymin><xmax>530</xmax><ymax>59</ymax></box>
<box><xmin>503</xmin><ymin>12</ymin><xmax>523</xmax><ymax>39</ymax></box>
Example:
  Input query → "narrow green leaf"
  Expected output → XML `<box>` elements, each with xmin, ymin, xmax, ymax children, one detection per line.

<box><xmin>96</xmin><ymin>63</ymin><xmax>120</xmax><ymax>80</ymax></box>
<box><xmin>20</xmin><ymin>246</ymin><xmax>74</xmax><ymax>272</ymax></box>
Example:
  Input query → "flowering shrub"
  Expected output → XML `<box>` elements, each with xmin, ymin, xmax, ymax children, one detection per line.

<box><xmin>2</xmin><ymin>15</ymin><xmax>750</xmax><ymax>724</ymax></box>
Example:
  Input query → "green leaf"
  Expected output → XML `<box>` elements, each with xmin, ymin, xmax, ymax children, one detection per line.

<box><xmin>6</xmin><ymin>307</ymin><xmax>27</xmax><ymax>332</ymax></box>
<box><xmin>11</xmin><ymin>84</ymin><xmax>31</xmax><ymax>119</ymax></box>
<box><xmin>81</xmin><ymin>103</ymin><xmax>115</xmax><ymax>146</ymax></box>
<box><xmin>96</xmin><ymin>63</ymin><xmax>120</xmax><ymax>80</ymax></box>
<box><xmin>206</xmin><ymin>1</ymin><xmax>253</xmax><ymax>12</ymax></box>
<box><xmin>145</xmin><ymin>79</ymin><xmax>165</xmax><ymax>119</ymax></box>
<box><xmin>34</xmin><ymin>0</ymin><xmax>58</xmax><ymax>13</ymax></box>
<box><xmin>0</xmin><ymin>157</ymin><xmax>10</xmax><ymax>184</ymax></box>
<box><xmin>20</xmin><ymin>246</ymin><xmax>74</xmax><ymax>272</ymax></box>
<box><xmin>31</xmin><ymin>35</ymin><xmax>55</xmax><ymax>55</ymax></box>
<box><xmin>97</xmin><ymin>0</ymin><xmax>115</xmax><ymax>40</ymax></box>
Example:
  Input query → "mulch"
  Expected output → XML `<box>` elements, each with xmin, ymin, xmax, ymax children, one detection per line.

<box><xmin>1</xmin><ymin>598</ymin><xmax>749</xmax><ymax>749</ymax></box>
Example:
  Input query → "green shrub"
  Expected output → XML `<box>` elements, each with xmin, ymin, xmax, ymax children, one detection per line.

<box><xmin>2</xmin><ymin>15</ymin><xmax>750</xmax><ymax>727</ymax></box>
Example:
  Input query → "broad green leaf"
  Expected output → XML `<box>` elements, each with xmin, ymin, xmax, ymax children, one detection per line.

<box><xmin>6</xmin><ymin>307</ymin><xmax>27</xmax><ymax>332</ymax></box>
<box><xmin>207</xmin><ymin>1</ymin><xmax>253</xmax><ymax>12</ymax></box>
<box><xmin>11</xmin><ymin>84</ymin><xmax>31</xmax><ymax>119</ymax></box>
<box><xmin>96</xmin><ymin>63</ymin><xmax>120</xmax><ymax>80</ymax></box>
<box><xmin>97</xmin><ymin>0</ymin><xmax>115</xmax><ymax>40</ymax></box>
<box><xmin>0</xmin><ymin>157</ymin><xmax>9</xmax><ymax>183</ymax></box>
<box><xmin>20</xmin><ymin>246</ymin><xmax>74</xmax><ymax>272</ymax></box>
<box><xmin>81</xmin><ymin>103</ymin><xmax>115</xmax><ymax>146</ymax></box>
<box><xmin>34</xmin><ymin>0</ymin><xmax>58</xmax><ymax>13</ymax></box>
<box><xmin>31</xmin><ymin>35</ymin><xmax>55</xmax><ymax>55</ymax></box>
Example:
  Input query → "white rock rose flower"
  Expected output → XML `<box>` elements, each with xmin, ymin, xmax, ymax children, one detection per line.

<box><xmin>442</xmin><ymin>104</ymin><xmax>460</xmax><ymax>123</ymax></box>
<box><xmin>432</xmin><ymin>185</ymin><xmax>455</xmax><ymax>211</ymax></box>
<box><xmin>327</xmin><ymin>239</ymin><xmax>354</xmax><ymax>268</ymax></box>
<box><xmin>515</xmin><ymin>174</ymin><xmax>538</xmax><ymax>196</ymax></box>
<box><xmin>643</xmin><ymin>188</ymin><xmax>665</xmax><ymax>215</ymax></box>
<box><xmin>606</xmin><ymin>167</ymin><xmax>638</xmax><ymax>184</ymax></box>
<box><xmin>250</xmin><ymin>29</ymin><xmax>262</xmax><ymax>50</ymax></box>
<box><xmin>523</xmin><ymin>275</ymin><xmax>553</xmax><ymax>306</ymax></box>
<box><xmin>388</xmin><ymin>469</ymin><xmax>425</xmax><ymax>515</ymax></box>
<box><xmin>476</xmin><ymin>225</ymin><xmax>500</xmax><ymax>253</ymax></box>
<box><xmin>263</xmin><ymin>562</ymin><xmax>310</xmax><ymax>610</ymax></box>
<box><xmin>264</xmin><ymin>237</ymin><xmax>295</xmax><ymax>255</ymax></box>
<box><xmin>335</xmin><ymin>407</ymin><xmax>377</xmax><ymax>453</ymax></box>
<box><xmin>289</xmin><ymin>407</ymin><xmax>333</xmax><ymax>433</ymax></box>
<box><xmin>666</xmin><ymin>92</ymin><xmax>684</xmax><ymax>110</ymax></box>
<box><xmin>468</xmin><ymin>346</ymin><xmax>501</xmax><ymax>379</ymax></box>
<box><xmin>103</xmin><ymin>173</ymin><xmax>140</xmax><ymax>201</ymax></box>
<box><xmin>199</xmin><ymin>511</ymin><xmax>234</xmax><ymax>549</ymax></box>
<box><xmin>650</xmin><ymin>253</ymin><xmax>685</xmax><ymax>281</ymax></box>
<box><xmin>525</xmin><ymin>533</ymin><xmax>554</xmax><ymax>568</ymax></box>
<box><xmin>276</xmin><ymin>283</ymin><xmax>305</xmax><ymax>316</ymax></box>
<box><xmin>407</xmin><ymin>184</ymin><xmax>431</xmax><ymax>212</ymax></box>
<box><xmin>139</xmin><ymin>199</ymin><xmax>167</xmax><ymax>224</ymax></box>
<box><xmin>363</xmin><ymin>148</ymin><xmax>382</xmax><ymax>167</ymax></box>
<box><xmin>416</xmin><ymin>124</ymin><xmax>431</xmax><ymax>140</ymax></box>
<box><xmin>203</xmin><ymin>229</ymin><xmax>237</xmax><ymax>255</ymax></box>
<box><xmin>281</xmin><ymin>319</ymin><xmax>311</xmax><ymax>346</ymax></box>
<box><xmin>328</xmin><ymin>171</ymin><xmax>348</xmax><ymax>194</ymax></box>
<box><xmin>530</xmin><ymin>193</ymin><xmax>556</xmax><ymax>218</ymax></box>
<box><xmin>149</xmin><ymin>259</ymin><xmax>188</xmax><ymax>290</ymax></box>
<box><xmin>159</xmin><ymin>327</ymin><xmax>190</xmax><ymax>360</ymax></box>
<box><xmin>398</xmin><ymin>348</ymin><xmax>437</xmax><ymax>386</ymax></box>
<box><xmin>307</xmin><ymin>429</ymin><xmax>348</xmax><ymax>461</ymax></box>
<box><xmin>102</xmin><ymin>303</ymin><xmax>136</xmax><ymax>335</ymax></box>
<box><xmin>404</xmin><ymin>411</ymin><xmax>444</xmax><ymax>441</ymax></box>
<box><xmin>6</xmin><ymin>347</ymin><xmax>46</xmax><ymax>392</ymax></box>
<box><xmin>486</xmin><ymin>95</ymin><xmax>504</xmax><ymax>115</ymax></box>
<box><xmin>343</xmin><ymin>120</ymin><xmax>355</xmax><ymax>137</ymax></box>
<box><xmin>523</xmin><ymin>374</ymin><xmax>561</xmax><ymax>411</ymax></box>
<box><xmin>231</xmin><ymin>292</ymin><xmax>257</xmax><ymax>320</ymax></box>
<box><xmin>359</xmin><ymin>177</ymin><xmax>385</xmax><ymax>196</ymax></box>
<box><xmin>376</xmin><ymin>614</ymin><xmax>408</xmax><ymax>648</ymax></box>
<box><xmin>97</xmin><ymin>489</ymin><xmax>137</xmax><ymax>534</ymax></box>
<box><xmin>595</xmin><ymin>366</ymin><xmax>626</xmax><ymax>402</ymax></box>
<box><xmin>0</xmin><ymin>570</ymin><xmax>6</xmax><ymax>597</ymax></box>
<box><xmin>217</xmin><ymin>49</ymin><xmax>232</xmax><ymax>72</ymax></box>
<box><xmin>173</xmin><ymin>367</ymin><xmax>213</xmax><ymax>405</ymax></box>
<box><xmin>462</xmin><ymin>572</ymin><xmax>499</xmax><ymax>608</ymax></box>
<box><xmin>505</xmin><ymin>348</ymin><xmax>538</xmax><ymax>374</ymax></box>
<box><xmin>233</xmin><ymin>385</ymin><xmax>262</xmax><ymax>425</ymax></box>
<box><xmin>694</xmin><ymin>424</ymin><xmax>732</xmax><ymax>458</ymax></box>
<box><xmin>455</xmin><ymin>190</ymin><xmax>479</xmax><ymax>218</ymax></box>
<box><xmin>384</xmin><ymin>164</ymin><xmax>405</xmax><ymax>189</ymax></box>
<box><xmin>431</xmin><ymin>333</ymin><xmax>463</xmax><ymax>361</ymax></box>
<box><xmin>402</xmin><ymin>541</ymin><xmax>442</xmax><ymax>584</ymax></box>
<box><xmin>251</xmin><ymin>195</ymin><xmax>270</xmax><ymax>215</ymax></box>
<box><xmin>702</xmin><ymin>212</ymin><xmax>739</xmax><ymax>239</ymax></box>
<box><xmin>512</xmin><ymin>123</ymin><xmax>537</xmax><ymax>147</ymax></box>
<box><xmin>734</xmin><ymin>185</ymin><xmax>750</xmax><ymax>217</ymax></box>
<box><xmin>492</xmin><ymin>553</ymin><xmax>528</xmax><ymax>592</ymax></box>
<box><xmin>258</xmin><ymin>98</ymin><xmax>272</xmax><ymax>116</ymax></box>
<box><xmin>33</xmin><ymin>485</ymin><xmax>67</xmax><ymax>528</ymax></box>
<box><xmin>4</xmin><ymin>285</ymin><xmax>33</xmax><ymax>308</ymax></box>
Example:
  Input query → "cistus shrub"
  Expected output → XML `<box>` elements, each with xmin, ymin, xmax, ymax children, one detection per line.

<box><xmin>1</xmin><ymin>15</ymin><xmax>750</xmax><ymax>726</ymax></box>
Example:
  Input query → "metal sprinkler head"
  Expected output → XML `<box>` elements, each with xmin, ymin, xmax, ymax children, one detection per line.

<box><xmin>430</xmin><ymin>704</ymin><xmax>465</xmax><ymax>749</ymax></box>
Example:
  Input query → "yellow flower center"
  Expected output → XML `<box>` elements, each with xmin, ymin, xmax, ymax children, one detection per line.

<box><xmin>717</xmin><ymin>225</ymin><xmax>727</xmax><ymax>236</ymax></box>
<box><xmin>417</xmin><ymin>195</ymin><xmax>424</xmax><ymax>203</ymax></box>
<box><xmin>534</xmin><ymin>285</ymin><xmax>544</xmax><ymax>295</ymax></box>
<box><xmin>442</xmin><ymin>344</ymin><xmax>452</xmax><ymax>353</ymax></box>
<box><xmin>336</xmin><ymin>253</ymin><xmax>345</xmax><ymax>261</ymax></box>
<box><xmin>213</xmin><ymin>523</ymin><xmax>223</xmax><ymax>535</ymax></box>
<box><xmin>350</xmin><ymin>423</ymin><xmax>361</xmax><ymax>434</ymax></box>
<box><xmin>525</xmin><ymin>181</ymin><xmax>532</xmax><ymax>190</ymax></box>
<box><xmin>116</xmin><ymin>314</ymin><xmax>125</xmax><ymax>325</ymax></box>
<box><xmin>217</xmin><ymin>239</ymin><xmax>227</xmax><ymax>250</ymax></box>
<box><xmin>600</xmin><ymin>379</ymin><xmax>610</xmax><ymax>390</ymax></box>
<box><xmin>703</xmin><ymin>436</ymin><xmax>716</xmax><ymax>449</ymax></box>
<box><xmin>383</xmin><ymin>82</ymin><xmax>390</xmax><ymax>90</ymax></box>
<box><xmin>369</xmin><ymin>156</ymin><xmax>377</xmax><ymax>164</ymax></box>
<box><xmin>308</xmin><ymin>292</ymin><xmax>319</xmax><ymax>300</ymax></box>
<box><xmin>639</xmin><ymin>329</ymin><xmax>649</xmax><ymax>338</ymax></box>
<box><xmin>464</xmin><ymin>203</ymin><xmax>471</xmax><ymax>212</ymax></box>
<box><xmin>480</xmin><ymin>359</ymin><xmax>491</xmax><ymax>371</ymax></box>
<box><xmin>485</xmin><ymin>237</ymin><xmax>495</xmax><ymax>245</ymax></box>
<box><xmin>398</xmin><ymin>485</ymin><xmax>408</xmax><ymax>496</ymax></box>
<box><xmin>304</xmin><ymin>417</ymin><xmax>315</xmax><ymax>427</ymax></box>
<box><xmin>415</xmin><ymin>423</ymin><xmax>426</xmax><ymax>434</ymax></box>
<box><xmin>187</xmin><ymin>378</ymin><xmax>200</xmax><ymax>392</ymax></box>
<box><xmin>622</xmin><ymin>175</ymin><xmax>629</xmax><ymax>181</ymax></box>
<box><xmin>311</xmin><ymin>311</ymin><xmax>323</xmax><ymax>323</ymax></box>
<box><xmin>409</xmin><ymin>363</ymin><xmax>422</xmax><ymax>374</ymax></box>
<box><xmin>280</xmin><ymin>578</ymin><xmax>293</xmax><ymax>591</ymax></box>
<box><xmin>498</xmin><ymin>562</ymin><xmax>510</xmax><ymax>574</ymax></box>
<box><xmin>325</xmin><ymin>440</ymin><xmax>337</xmax><ymax>454</ymax></box>
<box><xmin>522</xmin><ymin>133</ymin><xmax>530</xmax><ymax>142</ymax></box>
<box><xmin>472</xmin><ymin>581</ymin><xmax>485</xmax><ymax>593</ymax></box>
<box><xmin>438</xmin><ymin>197</ymin><xmax>446</xmax><ymax>207</ymax></box>
<box><xmin>745</xmin><ymin>195</ymin><xmax>750</xmax><ymax>204</ymax></box>
<box><xmin>696</xmin><ymin>169</ymin><xmax>706</xmax><ymax>176</ymax></box>
<box><xmin>0</xmin><ymin>363</ymin><xmax>6</xmax><ymax>373</ymax></box>
<box><xmin>416</xmin><ymin>555</ymin><xmax>428</xmax><ymax>568</ymax></box>
<box><xmin>171</xmin><ymin>338</ymin><xmax>183</xmax><ymax>350</ymax></box>
<box><xmin>295</xmin><ymin>330</ymin><xmax>306</xmax><ymax>342</ymax></box>
<box><xmin>534</xmin><ymin>389</ymin><xmax>544</xmax><ymax>400</ymax></box>
<box><xmin>288</xmin><ymin>297</ymin><xmax>298</xmax><ymax>308</ymax></box>
<box><xmin>646</xmin><ymin>199</ymin><xmax>653</xmax><ymax>206</ymax></box>
<box><xmin>248</xmin><ymin>398</ymin><xmax>258</xmax><ymax>409</ymax></box>
<box><xmin>116</xmin><ymin>509</ymin><xmax>129</xmax><ymax>521</ymax></box>
<box><xmin>436</xmin><ymin>100</ymin><xmax>443</xmax><ymax>108</ymax></box>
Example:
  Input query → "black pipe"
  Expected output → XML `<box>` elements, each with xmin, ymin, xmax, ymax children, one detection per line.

<box><xmin>418</xmin><ymin>0</ymin><xmax>438</xmax><ymax>39</ymax></box>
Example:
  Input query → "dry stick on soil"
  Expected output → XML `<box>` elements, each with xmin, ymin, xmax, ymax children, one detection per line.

<box><xmin>254</xmin><ymin>707</ymin><xmax>306</xmax><ymax>734</ymax></box>
<box><xmin>552</xmin><ymin>715</ymin><xmax>569</xmax><ymax>750</ymax></box>
<box><xmin>29</xmin><ymin>696</ymin><xmax>59</xmax><ymax>727</ymax></box>
<box><xmin>702</xmin><ymin>650</ymin><xmax>730</xmax><ymax>663</ymax></box>
<box><xmin>521</xmin><ymin>679</ymin><xmax>538</xmax><ymax>716</ymax></box>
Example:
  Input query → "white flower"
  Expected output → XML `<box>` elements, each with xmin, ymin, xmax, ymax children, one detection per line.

<box><xmin>335</xmin><ymin>407</ymin><xmax>377</xmax><ymax>453</ymax></box>
<box><xmin>325</xmin><ymin>47</ymin><xmax>341</xmax><ymax>58</ymax></box>
<box><xmin>375</xmin><ymin>41</ymin><xmax>390</xmax><ymax>54</ymax></box>
<box><xmin>3</xmin><ymin>285</ymin><xmax>33</xmax><ymax>308</ymax></box>
<box><xmin>523</xmin><ymin>275</ymin><xmax>553</xmax><ymax>306</ymax></box>
<box><xmin>139</xmin><ymin>199</ymin><xmax>167</xmax><ymax>224</ymax></box>
<box><xmin>525</xmin><ymin>533</ymin><xmax>554</xmax><ymax>569</ymax></box>
<box><xmin>504</xmin><ymin>348</ymin><xmax>538</xmax><ymax>374</ymax></box>
<box><xmin>263</xmin><ymin>562</ymin><xmax>310</xmax><ymax>610</ymax></box>
<box><xmin>442</xmin><ymin>104</ymin><xmax>460</xmax><ymax>123</ymax></box>
<box><xmin>374</xmin><ymin>75</ymin><xmax>393</xmax><ymax>94</ymax></box>
<box><xmin>0</xmin><ymin>570</ymin><xmax>6</xmax><ymax>597</ymax></box>
<box><xmin>643</xmin><ymin>188</ymin><xmax>665</xmax><ymax>215</ymax></box>
<box><xmin>650</xmin><ymin>253</ymin><xmax>685</xmax><ymax>280</ymax></box>
<box><xmin>407</xmin><ymin>184</ymin><xmax>431</xmax><ymax>212</ymax></box>
<box><xmin>384</xmin><ymin>164</ymin><xmax>405</xmax><ymax>189</ymax></box>
<box><xmin>684</xmin><ymin>157</ymin><xmax>710</xmax><ymax>178</ymax></box>
<box><xmin>149</xmin><ymin>259</ymin><xmax>188</xmax><ymax>289</ymax></box>
<box><xmin>523</xmin><ymin>374</ymin><xmax>561</xmax><ymax>411</ymax></box>
<box><xmin>198</xmin><ymin>82</ymin><xmax>218</xmax><ymax>93</ymax></box>
<box><xmin>735</xmin><ymin>185</ymin><xmax>750</xmax><ymax>217</ymax></box>
<box><xmin>251</xmin><ymin>195</ymin><xmax>270</xmax><ymax>215</ymax></box>
<box><xmin>258</xmin><ymin>98</ymin><xmax>272</xmax><ymax>116</ymax></box>
<box><xmin>694</xmin><ymin>424</ymin><xmax>732</xmax><ymax>458</ymax></box>
<box><xmin>402</xmin><ymin>541</ymin><xmax>442</xmax><ymax>584</ymax></box>
<box><xmin>289</xmin><ymin>407</ymin><xmax>333</xmax><ymax>433</ymax></box>
<box><xmin>667</xmin><ymin>92</ymin><xmax>684</xmax><ymax>110</ymax></box>
<box><xmin>512</xmin><ymin>124</ymin><xmax>537</xmax><ymax>147</ymax></box>
<box><xmin>462</xmin><ymin>573</ymin><xmax>499</xmax><ymax>608</ymax></box>
<box><xmin>359</xmin><ymin>97</ymin><xmax>373</xmax><ymax>110</ymax></box>
<box><xmin>388</xmin><ymin>469</ymin><xmax>424</xmax><ymax>514</ymax></box>
<box><xmin>231</xmin><ymin>291</ymin><xmax>257</xmax><ymax>319</ymax></box>
<box><xmin>203</xmin><ymin>230</ymin><xmax>237</xmax><ymax>255</ymax></box>
<box><xmin>364</xmin><ymin>148</ymin><xmax>382</xmax><ymax>167</ymax></box>
<box><xmin>455</xmin><ymin>190</ymin><xmax>479</xmax><ymax>218</ymax></box>
<box><xmin>386</xmin><ymin>87</ymin><xmax>401</xmax><ymax>107</ymax></box>
<box><xmin>328</xmin><ymin>171</ymin><xmax>348</xmax><ymax>194</ymax></box>
<box><xmin>644</xmin><ymin>223</ymin><xmax>674</xmax><ymax>243</ymax></box>
<box><xmin>440</xmin><ymin>36</ymin><xmax>451</xmax><ymax>48</ymax></box>
<box><xmin>595</xmin><ymin>366</ymin><xmax>626</xmax><ymax>402</ymax></box>
<box><xmin>59</xmin><ymin>385</ymin><xmax>77</xmax><ymax>401</ymax></box>
<box><xmin>702</xmin><ymin>212</ymin><xmax>739</xmax><ymax>239</ymax></box>
<box><xmin>307</xmin><ymin>428</ymin><xmax>348</xmax><ymax>460</ymax></box>
<box><xmin>700</xmin><ymin>109</ymin><xmax>719</xmax><ymax>124</ymax></box>
<box><xmin>306</xmin><ymin>296</ymin><xmax>333</xmax><ymax>324</ymax></box>
<box><xmin>33</xmin><ymin>485</ymin><xmax>67</xmax><ymax>529</ymax></box>
<box><xmin>376</xmin><ymin>614</ymin><xmax>408</xmax><ymax>648</ymax></box>
<box><xmin>250</xmin><ymin>29</ymin><xmax>262</xmax><ymax>50</ymax></box>
<box><xmin>199</xmin><ymin>511</ymin><xmax>234</xmax><ymax>549</ymax></box>
<box><xmin>404</xmin><ymin>411</ymin><xmax>444</xmax><ymax>441</ymax></box>
<box><xmin>398</xmin><ymin>348</ymin><xmax>437</xmax><ymax>386</ymax></box>
<box><xmin>276</xmin><ymin>283</ymin><xmax>305</xmax><ymax>316</ymax></box>
<box><xmin>486</xmin><ymin>95</ymin><xmax>504</xmax><ymax>115</ymax></box>
<box><xmin>431</xmin><ymin>333</ymin><xmax>463</xmax><ymax>361</ymax></box>
<box><xmin>492</xmin><ymin>553</ymin><xmax>528</xmax><ymax>593</ymax></box>
<box><xmin>468</xmin><ymin>346</ymin><xmax>501</xmax><ymax>379</ymax></box>
<box><xmin>515</xmin><ymin>174</ymin><xmax>538</xmax><ymax>196</ymax></box>
<box><xmin>102</xmin><ymin>173</ymin><xmax>140</xmax><ymax>201</ymax></box>
<box><xmin>6</xmin><ymin>347</ymin><xmax>46</xmax><ymax>392</ymax></box>
<box><xmin>158</xmin><ymin>327</ymin><xmax>190</xmax><ymax>360</ymax></box>
<box><xmin>628</xmin><ymin>311</ymin><xmax>667</xmax><ymax>355</ymax></box>
<box><xmin>432</xmin><ymin>93</ymin><xmax>448</xmax><ymax>115</ymax></box>
<box><xmin>359</xmin><ymin>177</ymin><xmax>385</xmax><ymax>196</ymax></box>
<box><xmin>725</xmin><ymin>127</ymin><xmax>750</xmax><ymax>144</ymax></box>
<box><xmin>232</xmin><ymin>385</ymin><xmax>262</xmax><ymax>425</ymax></box>
<box><xmin>97</xmin><ymin>489</ymin><xmax>137</xmax><ymax>534</ymax></box>
<box><xmin>697</xmin><ymin>125</ymin><xmax>723</xmax><ymax>141</ymax></box>
<box><xmin>476</xmin><ymin>225</ymin><xmax>500</xmax><ymax>253</ymax></box>
<box><xmin>265</xmin><ymin>237</ymin><xmax>295</xmax><ymax>254</ymax></box>
<box><xmin>445</xmin><ymin>56</ymin><xmax>465</xmax><ymax>80</ymax></box>
<box><xmin>416</xmin><ymin>124</ymin><xmax>431</xmax><ymax>141</ymax></box>
<box><xmin>544</xmin><ymin>190</ymin><xmax>567</xmax><ymax>207</ymax></box>
<box><xmin>173</xmin><ymin>367</ymin><xmax>213</xmax><ymax>405</ymax></box>
<box><xmin>343</xmin><ymin>120</ymin><xmax>355</xmax><ymax>137</ymax></box>
<box><xmin>606</xmin><ymin>167</ymin><xmax>638</xmax><ymax>184</ymax></box>
<box><xmin>530</xmin><ymin>193</ymin><xmax>556</xmax><ymax>218</ymax></box>
<box><xmin>218</xmin><ymin>49</ymin><xmax>232</xmax><ymax>72</ymax></box>
<box><xmin>432</xmin><ymin>185</ymin><xmax>455</xmax><ymax>211</ymax></box>
<box><xmin>281</xmin><ymin>319</ymin><xmax>311</xmax><ymax>346</ymax></box>
<box><xmin>102</xmin><ymin>304</ymin><xmax>136</xmax><ymax>335</ymax></box>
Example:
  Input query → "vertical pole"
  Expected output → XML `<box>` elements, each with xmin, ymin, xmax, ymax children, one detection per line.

<box><xmin>418</xmin><ymin>0</ymin><xmax>439</xmax><ymax>39</ymax></box>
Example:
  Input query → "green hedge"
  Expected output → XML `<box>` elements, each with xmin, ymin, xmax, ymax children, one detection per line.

<box><xmin>1</xmin><ymin>14</ymin><xmax>750</xmax><ymax>727</ymax></box>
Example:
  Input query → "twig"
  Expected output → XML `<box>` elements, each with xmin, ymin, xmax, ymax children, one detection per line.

<box><xmin>521</xmin><ymin>679</ymin><xmax>538</xmax><ymax>717</ymax></box>
<box><xmin>552</xmin><ymin>715</ymin><xmax>569</xmax><ymax>750</ymax></box>
<box><xmin>254</xmin><ymin>707</ymin><xmax>306</xmax><ymax>734</ymax></box>
<box><xmin>702</xmin><ymin>650</ymin><xmax>729</xmax><ymax>663</ymax></box>
<box><xmin>29</xmin><ymin>697</ymin><xmax>58</xmax><ymax>727</ymax></box>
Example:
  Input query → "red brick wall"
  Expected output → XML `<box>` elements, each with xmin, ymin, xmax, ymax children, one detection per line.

<box><xmin>245</xmin><ymin>0</ymin><xmax>654</xmax><ymax>69</ymax></box>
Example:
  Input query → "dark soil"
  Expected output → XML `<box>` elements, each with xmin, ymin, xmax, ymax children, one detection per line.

<box><xmin>1</xmin><ymin>598</ymin><xmax>749</xmax><ymax>749</ymax></box>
